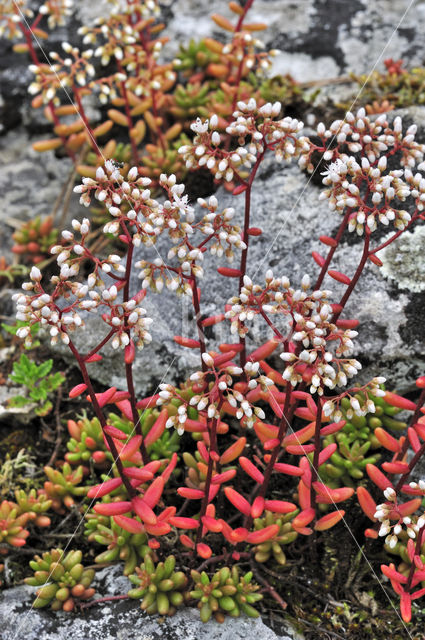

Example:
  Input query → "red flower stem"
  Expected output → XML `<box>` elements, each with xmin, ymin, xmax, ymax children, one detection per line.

<box><xmin>223</xmin><ymin>0</ymin><xmax>255</xmax><ymax>146</ymax></box>
<box><xmin>121</xmin><ymin>229</ymin><xmax>149</xmax><ymax>465</ymax></box>
<box><xmin>332</xmin><ymin>231</ymin><xmax>370</xmax><ymax>323</ymax></box>
<box><xmin>309</xmin><ymin>401</ymin><xmax>323</xmax><ymax>517</ymax></box>
<box><xmin>18</xmin><ymin>21</ymin><xmax>39</xmax><ymax>65</ymax></box>
<box><xmin>405</xmin><ymin>524</ymin><xmax>425</xmax><ymax>592</ymax></box>
<box><xmin>190</xmin><ymin>275</ymin><xmax>208</xmax><ymax>373</ymax></box>
<box><xmin>194</xmin><ymin>398</ymin><xmax>223</xmax><ymax>550</ymax></box>
<box><xmin>369</xmin><ymin>213</ymin><xmax>418</xmax><ymax>255</ymax></box>
<box><xmin>249</xmin><ymin>559</ymin><xmax>287</xmax><ymax>611</ymax></box>
<box><xmin>313</xmin><ymin>210</ymin><xmax>351</xmax><ymax>291</ymax></box>
<box><xmin>73</xmin><ymin>87</ymin><xmax>101</xmax><ymax>156</ymax></box>
<box><xmin>235</xmin><ymin>0</ymin><xmax>255</xmax><ymax>31</ymax></box>
<box><xmin>79</xmin><ymin>594</ymin><xmax>129</xmax><ymax>610</ymax></box>
<box><xmin>238</xmin><ymin>150</ymin><xmax>266</xmax><ymax>370</ymax></box>
<box><xmin>84</xmin><ymin>328</ymin><xmax>116</xmax><ymax>361</ymax></box>
<box><xmin>244</xmin><ymin>385</ymin><xmax>293</xmax><ymax>529</ymax></box>
<box><xmin>67</xmin><ymin>338</ymin><xmax>137</xmax><ymax>498</ymax></box>
<box><xmin>258</xmin><ymin>306</ymin><xmax>284</xmax><ymax>340</ymax></box>
<box><xmin>117</xmin><ymin>60</ymin><xmax>139</xmax><ymax>165</ymax></box>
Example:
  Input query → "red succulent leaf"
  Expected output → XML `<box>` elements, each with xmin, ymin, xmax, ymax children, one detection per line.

<box><xmin>400</xmin><ymin>591</ymin><xmax>412</xmax><ymax>623</ymax></box>
<box><xmin>94</xmin><ymin>501</ymin><xmax>132</xmax><ymax>516</ymax></box>
<box><xmin>143</xmin><ymin>477</ymin><xmax>164</xmax><ymax>508</ymax></box>
<box><xmin>246</xmin><ymin>524</ymin><xmax>279</xmax><ymax>543</ymax></box>
<box><xmin>113</xmin><ymin>514</ymin><xmax>145</xmax><ymax>534</ymax></box>
<box><xmin>69</xmin><ymin>383</ymin><xmax>87</xmax><ymax>398</ymax></box>
<box><xmin>250</xmin><ymin>496</ymin><xmax>265</xmax><ymax>518</ymax></box>
<box><xmin>381</xmin><ymin>563</ymin><xmax>408</xmax><ymax>584</ymax></box>
<box><xmin>177</xmin><ymin>487</ymin><xmax>204</xmax><ymax>499</ymax></box>
<box><xmin>180</xmin><ymin>534</ymin><xmax>195</xmax><ymax>549</ymax></box>
<box><xmin>87</xmin><ymin>477</ymin><xmax>123</xmax><ymax>499</ymax></box>
<box><xmin>264</xmin><ymin>499</ymin><xmax>298</xmax><ymax>514</ymax></box>
<box><xmin>224</xmin><ymin>487</ymin><xmax>251</xmax><ymax>516</ymax></box>
<box><xmin>132</xmin><ymin>496</ymin><xmax>157</xmax><ymax>525</ymax></box>
<box><xmin>292</xmin><ymin>508</ymin><xmax>315</xmax><ymax>530</ymax></box>
<box><xmin>201</xmin><ymin>515</ymin><xmax>223</xmax><ymax>533</ymax></box>
<box><xmin>196</xmin><ymin>543</ymin><xmax>212</xmax><ymax>558</ymax></box>
<box><xmin>144</xmin><ymin>408</ymin><xmax>168</xmax><ymax>447</ymax></box>
<box><xmin>169</xmin><ymin>516</ymin><xmax>199</xmax><ymax>529</ymax></box>
<box><xmin>239</xmin><ymin>457</ymin><xmax>264</xmax><ymax>483</ymax></box>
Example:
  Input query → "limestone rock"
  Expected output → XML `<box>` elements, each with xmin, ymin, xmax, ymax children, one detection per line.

<box><xmin>0</xmin><ymin>565</ymin><xmax>302</xmax><ymax>640</ymax></box>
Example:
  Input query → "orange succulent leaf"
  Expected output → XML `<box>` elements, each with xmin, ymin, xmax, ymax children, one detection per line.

<box><xmin>254</xmin><ymin>421</ymin><xmax>278</xmax><ymax>444</ymax></box>
<box><xmin>196</xmin><ymin>542</ymin><xmax>213</xmax><ymax>559</ymax></box>
<box><xmin>357</xmin><ymin>487</ymin><xmax>377</xmax><ymax>521</ymax></box>
<box><xmin>219</xmin><ymin>437</ymin><xmax>246</xmax><ymax>464</ymax></box>
<box><xmin>283</xmin><ymin>422</ymin><xmax>315</xmax><ymax>447</ymax></box>
<box><xmin>292</xmin><ymin>507</ymin><xmax>315</xmax><ymax>530</ymax></box>
<box><xmin>374</xmin><ymin>427</ymin><xmax>401</xmax><ymax>452</ymax></box>
<box><xmin>366</xmin><ymin>463</ymin><xmax>394</xmax><ymax>491</ymax></box>
<box><xmin>247</xmin><ymin>339</ymin><xmax>280</xmax><ymax>363</ymax></box>
<box><xmin>313</xmin><ymin>483</ymin><xmax>354</xmax><ymax>504</ymax></box>
<box><xmin>384</xmin><ymin>391</ymin><xmax>416</xmax><ymax>411</ymax></box>
<box><xmin>314</xmin><ymin>510</ymin><xmax>345</xmax><ymax>531</ymax></box>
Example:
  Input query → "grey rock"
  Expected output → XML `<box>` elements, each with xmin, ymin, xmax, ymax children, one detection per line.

<box><xmin>380</xmin><ymin>226</ymin><xmax>425</xmax><ymax>293</ymax></box>
<box><xmin>0</xmin><ymin>129</ymin><xmax>74</xmax><ymax>227</ymax></box>
<box><xmin>0</xmin><ymin>565</ymin><xmax>302</xmax><ymax>640</ymax></box>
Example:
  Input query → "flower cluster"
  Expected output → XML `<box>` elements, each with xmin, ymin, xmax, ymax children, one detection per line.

<box><xmin>0</xmin><ymin>1</ymin><xmax>33</xmax><ymax>39</ymax></box>
<box><xmin>12</xmin><ymin>217</ymin><xmax>152</xmax><ymax>350</ymax></box>
<box><xmin>28</xmin><ymin>43</ymin><xmax>95</xmax><ymax>104</ymax></box>
<box><xmin>178</xmin><ymin>100</ymin><xmax>310</xmax><ymax>182</ymax></box>
<box><xmin>375</xmin><ymin>485</ymin><xmax>425</xmax><ymax>548</ymax></box>
<box><xmin>226</xmin><ymin>272</ymin><xmax>362</xmax><ymax>395</ymax></box>
<box><xmin>39</xmin><ymin>0</ymin><xmax>73</xmax><ymax>29</ymax></box>
<box><xmin>322</xmin><ymin>377</ymin><xmax>387</xmax><ymax>422</ymax></box>
<box><xmin>308</xmin><ymin>109</ymin><xmax>425</xmax><ymax>235</ymax></box>
<box><xmin>78</xmin><ymin>5</ymin><xmax>174</xmax><ymax>101</ymax></box>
